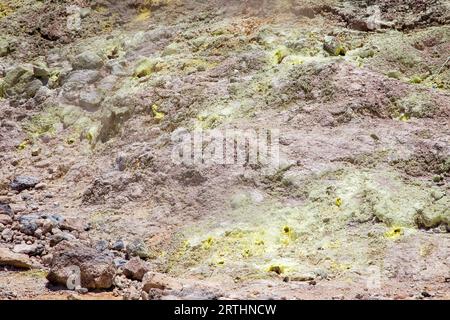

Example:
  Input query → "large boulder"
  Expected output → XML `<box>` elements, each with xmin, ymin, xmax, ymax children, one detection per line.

<box><xmin>46</xmin><ymin>241</ymin><xmax>116</xmax><ymax>290</ymax></box>
<box><xmin>0</xmin><ymin>247</ymin><xmax>33</xmax><ymax>269</ymax></box>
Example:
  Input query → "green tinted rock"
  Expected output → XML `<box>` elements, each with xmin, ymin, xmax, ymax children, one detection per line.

<box><xmin>396</xmin><ymin>93</ymin><xmax>436</xmax><ymax>118</ymax></box>
<box><xmin>0</xmin><ymin>38</ymin><xmax>9</xmax><ymax>57</ymax></box>
<box><xmin>133</xmin><ymin>58</ymin><xmax>154</xmax><ymax>78</ymax></box>
<box><xmin>4</xmin><ymin>65</ymin><xmax>33</xmax><ymax>87</ymax></box>
<box><xmin>387</xmin><ymin>70</ymin><xmax>402</xmax><ymax>79</ymax></box>
<box><xmin>4</xmin><ymin>65</ymin><xmax>34</xmax><ymax>96</ymax></box>
<box><xmin>25</xmin><ymin>79</ymin><xmax>43</xmax><ymax>98</ymax></box>
<box><xmin>72</xmin><ymin>51</ymin><xmax>104</xmax><ymax>70</ymax></box>
<box><xmin>33</xmin><ymin>63</ymin><xmax>50</xmax><ymax>79</ymax></box>
<box><xmin>0</xmin><ymin>79</ymin><xmax>5</xmax><ymax>98</ymax></box>
<box><xmin>323</xmin><ymin>36</ymin><xmax>346</xmax><ymax>56</ymax></box>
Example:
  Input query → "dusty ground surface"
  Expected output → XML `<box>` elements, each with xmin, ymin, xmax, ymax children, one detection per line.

<box><xmin>0</xmin><ymin>0</ymin><xmax>449</xmax><ymax>300</ymax></box>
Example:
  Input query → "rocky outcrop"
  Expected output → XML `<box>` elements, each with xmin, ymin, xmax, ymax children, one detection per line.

<box><xmin>0</xmin><ymin>247</ymin><xmax>33</xmax><ymax>269</ymax></box>
<box><xmin>47</xmin><ymin>241</ymin><xmax>116</xmax><ymax>290</ymax></box>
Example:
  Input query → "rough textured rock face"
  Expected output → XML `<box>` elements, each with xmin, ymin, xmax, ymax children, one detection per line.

<box><xmin>47</xmin><ymin>241</ymin><xmax>116</xmax><ymax>290</ymax></box>
<box><xmin>123</xmin><ymin>257</ymin><xmax>149</xmax><ymax>281</ymax></box>
<box><xmin>142</xmin><ymin>272</ymin><xmax>183</xmax><ymax>293</ymax></box>
<box><xmin>0</xmin><ymin>247</ymin><xmax>33</xmax><ymax>269</ymax></box>
<box><xmin>0</xmin><ymin>0</ymin><xmax>449</xmax><ymax>300</ymax></box>
<box><xmin>0</xmin><ymin>203</ymin><xmax>13</xmax><ymax>216</ymax></box>
<box><xmin>9</xmin><ymin>176</ymin><xmax>40</xmax><ymax>192</ymax></box>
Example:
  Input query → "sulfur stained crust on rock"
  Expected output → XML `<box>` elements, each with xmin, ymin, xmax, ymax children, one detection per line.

<box><xmin>161</xmin><ymin>169</ymin><xmax>449</xmax><ymax>280</ymax></box>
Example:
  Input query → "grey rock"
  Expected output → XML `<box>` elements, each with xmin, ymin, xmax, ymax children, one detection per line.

<box><xmin>0</xmin><ymin>38</ymin><xmax>9</xmax><ymax>57</ymax></box>
<box><xmin>0</xmin><ymin>203</ymin><xmax>13</xmax><ymax>217</ymax></box>
<box><xmin>79</xmin><ymin>89</ymin><xmax>103</xmax><ymax>110</ymax></box>
<box><xmin>115</xmin><ymin>154</ymin><xmax>127</xmax><ymax>171</ymax></box>
<box><xmin>123</xmin><ymin>286</ymin><xmax>141</xmax><ymax>300</ymax></box>
<box><xmin>25</xmin><ymin>79</ymin><xmax>43</xmax><ymax>98</ymax></box>
<box><xmin>10</xmin><ymin>176</ymin><xmax>40</xmax><ymax>192</ymax></box>
<box><xmin>109</xmin><ymin>61</ymin><xmax>128</xmax><ymax>76</ymax></box>
<box><xmin>113</xmin><ymin>274</ymin><xmax>130</xmax><ymax>289</ymax></box>
<box><xmin>111</xmin><ymin>239</ymin><xmax>125</xmax><ymax>251</ymax></box>
<box><xmin>13</xmin><ymin>243</ymin><xmax>44</xmax><ymax>256</ymax></box>
<box><xmin>19</xmin><ymin>215</ymin><xmax>40</xmax><ymax>235</ymax></box>
<box><xmin>79</xmin><ymin>8</ymin><xmax>91</xmax><ymax>18</ymax></box>
<box><xmin>64</xmin><ymin>70</ymin><xmax>101</xmax><ymax>85</ymax></box>
<box><xmin>126</xmin><ymin>239</ymin><xmax>150</xmax><ymax>259</ymax></box>
<box><xmin>285</xmin><ymin>38</ymin><xmax>307</xmax><ymax>51</ymax></box>
<box><xmin>40</xmin><ymin>213</ymin><xmax>65</xmax><ymax>226</ymax></box>
<box><xmin>19</xmin><ymin>212</ymin><xmax>64</xmax><ymax>236</ymax></box>
<box><xmin>1</xmin><ymin>228</ymin><xmax>13</xmax><ymax>242</ymax></box>
<box><xmin>72</xmin><ymin>52</ymin><xmax>103</xmax><ymax>70</ymax></box>
<box><xmin>50</xmin><ymin>232</ymin><xmax>76</xmax><ymax>246</ymax></box>
<box><xmin>75</xmin><ymin>286</ymin><xmax>89</xmax><ymax>294</ymax></box>
<box><xmin>94</xmin><ymin>240</ymin><xmax>109</xmax><ymax>252</ymax></box>
<box><xmin>97</xmin><ymin>75</ymin><xmax>118</xmax><ymax>91</ymax></box>
<box><xmin>113</xmin><ymin>258</ymin><xmax>127</xmax><ymax>268</ymax></box>
<box><xmin>34</xmin><ymin>86</ymin><xmax>53</xmax><ymax>103</ymax></box>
